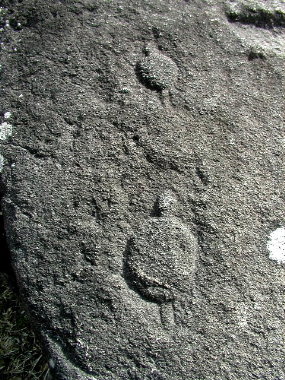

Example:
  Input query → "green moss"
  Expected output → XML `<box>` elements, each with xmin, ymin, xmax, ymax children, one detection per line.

<box><xmin>0</xmin><ymin>273</ymin><xmax>50</xmax><ymax>380</ymax></box>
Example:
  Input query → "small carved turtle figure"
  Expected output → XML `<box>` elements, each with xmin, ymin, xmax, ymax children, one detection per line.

<box><xmin>125</xmin><ymin>191</ymin><xmax>197</xmax><ymax>328</ymax></box>
<box><xmin>136</xmin><ymin>44</ymin><xmax>178</xmax><ymax>92</ymax></box>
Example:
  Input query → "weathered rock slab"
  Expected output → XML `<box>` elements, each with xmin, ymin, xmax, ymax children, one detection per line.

<box><xmin>0</xmin><ymin>0</ymin><xmax>284</xmax><ymax>379</ymax></box>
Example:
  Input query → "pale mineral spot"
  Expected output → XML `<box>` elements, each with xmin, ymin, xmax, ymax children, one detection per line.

<box><xmin>267</xmin><ymin>227</ymin><xmax>285</xmax><ymax>264</ymax></box>
<box><xmin>4</xmin><ymin>111</ymin><xmax>11</xmax><ymax>119</ymax></box>
<box><xmin>0</xmin><ymin>121</ymin><xmax>12</xmax><ymax>140</ymax></box>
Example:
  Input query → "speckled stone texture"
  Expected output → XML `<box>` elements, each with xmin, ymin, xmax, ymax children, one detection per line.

<box><xmin>0</xmin><ymin>0</ymin><xmax>284</xmax><ymax>379</ymax></box>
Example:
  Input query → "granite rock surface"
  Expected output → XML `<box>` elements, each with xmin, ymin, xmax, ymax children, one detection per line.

<box><xmin>0</xmin><ymin>0</ymin><xmax>285</xmax><ymax>379</ymax></box>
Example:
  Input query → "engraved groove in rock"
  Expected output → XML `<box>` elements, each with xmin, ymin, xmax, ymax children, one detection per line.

<box><xmin>124</xmin><ymin>191</ymin><xmax>197</xmax><ymax>328</ymax></box>
<box><xmin>226</xmin><ymin>3</ymin><xmax>285</xmax><ymax>29</ymax></box>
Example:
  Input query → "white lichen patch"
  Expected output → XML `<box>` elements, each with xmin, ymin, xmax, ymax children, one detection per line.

<box><xmin>4</xmin><ymin>111</ymin><xmax>11</xmax><ymax>119</ymax></box>
<box><xmin>0</xmin><ymin>121</ymin><xmax>12</xmax><ymax>140</ymax></box>
<box><xmin>267</xmin><ymin>227</ymin><xmax>285</xmax><ymax>264</ymax></box>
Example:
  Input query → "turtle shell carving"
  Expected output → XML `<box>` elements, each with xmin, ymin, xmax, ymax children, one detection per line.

<box><xmin>125</xmin><ymin>192</ymin><xmax>197</xmax><ymax>326</ymax></box>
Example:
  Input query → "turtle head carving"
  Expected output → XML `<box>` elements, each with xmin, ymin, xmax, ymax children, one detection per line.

<box><xmin>156</xmin><ymin>191</ymin><xmax>177</xmax><ymax>217</ymax></box>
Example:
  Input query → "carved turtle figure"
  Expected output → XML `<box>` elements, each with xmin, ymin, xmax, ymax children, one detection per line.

<box><xmin>125</xmin><ymin>191</ymin><xmax>197</xmax><ymax>327</ymax></box>
<box><xmin>136</xmin><ymin>44</ymin><xmax>178</xmax><ymax>91</ymax></box>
